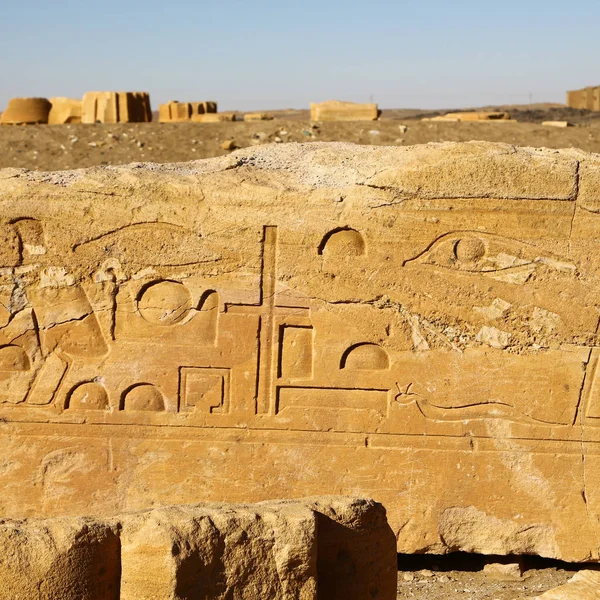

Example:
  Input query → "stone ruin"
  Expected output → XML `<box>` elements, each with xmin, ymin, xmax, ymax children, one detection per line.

<box><xmin>48</xmin><ymin>97</ymin><xmax>82</xmax><ymax>124</ymax></box>
<box><xmin>310</xmin><ymin>100</ymin><xmax>380</xmax><ymax>121</ymax></box>
<box><xmin>424</xmin><ymin>111</ymin><xmax>512</xmax><ymax>122</ymax></box>
<box><xmin>567</xmin><ymin>85</ymin><xmax>600</xmax><ymax>111</ymax></box>
<box><xmin>81</xmin><ymin>91</ymin><xmax>152</xmax><ymax>123</ymax></box>
<box><xmin>159</xmin><ymin>100</ymin><xmax>219</xmax><ymax>122</ymax></box>
<box><xmin>2</xmin><ymin>140</ymin><xmax>600</xmax><ymax>571</ymax></box>
<box><xmin>0</xmin><ymin>97</ymin><xmax>52</xmax><ymax>125</ymax></box>
<box><xmin>0</xmin><ymin>497</ymin><xmax>396</xmax><ymax>600</ymax></box>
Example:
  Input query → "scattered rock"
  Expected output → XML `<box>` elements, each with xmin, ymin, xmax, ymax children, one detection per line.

<box><xmin>483</xmin><ymin>561</ymin><xmax>524</xmax><ymax>581</ymax></box>
<box><xmin>221</xmin><ymin>139</ymin><xmax>237</xmax><ymax>151</ymax></box>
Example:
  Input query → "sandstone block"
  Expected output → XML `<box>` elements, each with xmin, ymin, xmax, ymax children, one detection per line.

<box><xmin>307</xmin><ymin>497</ymin><xmax>397</xmax><ymax>600</ymax></box>
<box><xmin>244</xmin><ymin>112</ymin><xmax>274</xmax><ymax>121</ymax></box>
<box><xmin>48</xmin><ymin>97</ymin><xmax>82</xmax><ymax>124</ymax></box>
<box><xmin>431</xmin><ymin>111</ymin><xmax>512</xmax><ymax>122</ymax></box>
<box><xmin>0</xmin><ymin>517</ymin><xmax>120</xmax><ymax>600</ymax></box>
<box><xmin>0</xmin><ymin>97</ymin><xmax>51</xmax><ymax>125</ymax></box>
<box><xmin>192</xmin><ymin>112</ymin><xmax>236</xmax><ymax>122</ymax></box>
<box><xmin>2</xmin><ymin>142</ymin><xmax>600</xmax><ymax>562</ymax></box>
<box><xmin>567</xmin><ymin>86</ymin><xmax>600</xmax><ymax>111</ymax></box>
<box><xmin>310</xmin><ymin>100</ymin><xmax>379</xmax><ymax>121</ymax></box>
<box><xmin>82</xmin><ymin>91</ymin><xmax>151</xmax><ymax>123</ymax></box>
<box><xmin>120</xmin><ymin>502</ymin><xmax>318</xmax><ymax>600</ymax></box>
<box><xmin>542</xmin><ymin>121</ymin><xmax>573</xmax><ymax>128</ymax></box>
<box><xmin>160</xmin><ymin>101</ymin><xmax>219</xmax><ymax>122</ymax></box>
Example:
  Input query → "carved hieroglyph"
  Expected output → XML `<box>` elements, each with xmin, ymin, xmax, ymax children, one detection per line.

<box><xmin>3</xmin><ymin>141</ymin><xmax>600</xmax><ymax>561</ymax></box>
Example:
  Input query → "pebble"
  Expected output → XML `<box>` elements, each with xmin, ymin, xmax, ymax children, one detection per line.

<box><xmin>398</xmin><ymin>124</ymin><xmax>408</xmax><ymax>133</ymax></box>
<box><xmin>221</xmin><ymin>139</ymin><xmax>236</xmax><ymax>151</ymax></box>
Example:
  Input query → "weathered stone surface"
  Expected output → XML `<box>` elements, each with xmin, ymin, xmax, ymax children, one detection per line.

<box><xmin>310</xmin><ymin>100</ymin><xmax>379</xmax><ymax>121</ymax></box>
<box><xmin>0</xmin><ymin>97</ymin><xmax>51</xmax><ymax>124</ymax></box>
<box><xmin>120</xmin><ymin>502</ymin><xmax>318</xmax><ymax>600</ymax></box>
<box><xmin>567</xmin><ymin>86</ymin><xmax>600</xmax><ymax>111</ymax></box>
<box><xmin>0</xmin><ymin>497</ymin><xmax>392</xmax><ymax>600</ymax></box>
<box><xmin>48</xmin><ymin>97</ymin><xmax>82</xmax><ymax>125</ymax></box>
<box><xmin>531</xmin><ymin>571</ymin><xmax>600</xmax><ymax>599</ymax></box>
<box><xmin>0</xmin><ymin>517</ymin><xmax>120</xmax><ymax>600</ymax></box>
<box><xmin>82</xmin><ymin>91</ymin><xmax>151</xmax><ymax>123</ymax></box>
<box><xmin>2</xmin><ymin>141</ymin><xmax>600</xmax><ymax>561</ymax></box>
<box><xmin>308</xmin><ymin>497</ymin><xmax>397</xmax><ymax>599</ymax></box>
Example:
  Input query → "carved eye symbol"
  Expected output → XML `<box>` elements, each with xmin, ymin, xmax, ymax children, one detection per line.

<box><xmin>404</xmin><ymin>231</ymin><xmax>536</xmax><ymax>275</ymax></box>
<box><xmin>453</xmin><ymin>237</ymin><xmax>487</xmax><ymax>265</ymax></box>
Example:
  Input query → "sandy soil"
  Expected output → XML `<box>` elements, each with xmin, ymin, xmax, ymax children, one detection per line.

<box><xmin>396</xmin><ymin>567</ymin><xmax>572</xmax><ymax>599</ymax></box>
<box><xmin>2</xmin><ymin>106</ymin><xmax>600</xmax><ymax>172</ymax></box>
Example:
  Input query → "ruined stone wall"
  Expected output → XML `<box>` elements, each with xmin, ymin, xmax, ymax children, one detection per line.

<box><xmin>567</xmin><ymin>86</ymin><xmax>600</xmax><ymax>111</ymax></box>
<box><xmin>0</xmin><ymin>97</ymin><xmax>51</xmax><ymax>124</ymax></box>
<box><xmin>81</xmin><ymin>91</ymin><xmax>151</xmax><ymax>123</ymax></box>
<box><xmin>48</xmin><ymin>97</ymin><xmax>82</xmax><ymax>125</ymax></box>
<box><xmin>2</xmin><ymin>142</ymin><xmax>600</xmax><ymax>562</ymax></box>
<box><xmin>159</xmin><ymin>100</ymin><xmax>218</xmax><ymax>122</ymax></box>
<box><xmin>0</xmin><ymin>497</ymin><xmax>395</xmax><ymax>600</ymax></box>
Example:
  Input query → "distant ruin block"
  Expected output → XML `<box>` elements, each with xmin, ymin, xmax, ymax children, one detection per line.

<box><xmin>48</xmin><ymin>97</ymin><xmax>82</xmax><ymax>125</ymax></box>
<box><xmin>82</xmin><ymin>91</ymin><xmax>151</xmax><ymax>124</ymax></box>
<box><xmin>192</xmin><ymin>113</ymin><xmax>236</xmax><ymax>122</ymax></box>
<box><xmin>159</xmin><ymin>101</ymin><xmax>218</xmax><ymax>123</ymax></box>
<box><xmin>244</xmin><ymin>112</ymin><xmax>274</xmax><ymax>121</ymax></box>
<box><xmin>310</xmin><ymin>100</ymin><xmax>379</xmax><ymax>121</ymax></box>
<box><xmin>567</xmin><ymin>86</ymin><xmax>600</xmax><ymax>111</ymax></box>
<box><xmin>426</xmin><ymin>112</ymin><xmax>512</xmax><ymax>122</ymax></box>
<box><xmin>0</xmin><ymin>97</ymin><xmax>51</xmax><ymax>125</ymax></box>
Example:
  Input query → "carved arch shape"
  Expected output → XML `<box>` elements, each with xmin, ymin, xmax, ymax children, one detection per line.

<box><xmin>318</xmin><ymin>227</ymin><xmax>366</xmax><ymax>257</ymax></box>
<box><xmin>340</xmin><ymin>342</ymin><xmax>390</xmax><ymax>370</ymax></box>
<box><xmin>121</xmin><ymin>383</ymin><xmax>165</xmax><ymax>412</ymax></box>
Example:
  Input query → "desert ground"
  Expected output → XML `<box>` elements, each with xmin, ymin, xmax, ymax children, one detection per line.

<box><xmin>2</xmin><ymin>103</ymin><xmax>598</xmax><ymax>599</ymax></box>
<box><xmin>2</xmin><ymin>104</ymin><xmax>600</xmax><ymax>171</ymax></box>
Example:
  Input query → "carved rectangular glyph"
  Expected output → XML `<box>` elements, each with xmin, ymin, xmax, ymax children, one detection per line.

<box><xmin>1</xmin><ymin>141</ymin><xmax>600</xmax><ymax>561</ymax></box>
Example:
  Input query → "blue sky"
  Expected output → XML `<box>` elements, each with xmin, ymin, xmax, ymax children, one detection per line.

<box><xmin>1</xmin><ymin>0</ymin><xmax>597</xmax><ymax>111</ymax></box>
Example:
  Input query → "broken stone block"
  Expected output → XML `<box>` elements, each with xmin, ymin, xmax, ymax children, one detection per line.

<box><xmin>307</xmin><ymin>497</ymin><xmax>397</xmax><ymax>600</ymax></box>
<box><xmin>1</xmin><ymin>141</ymin><xmax>600</xmax><ymax>562</ymax></box>
<box><xmin>427</xmin><ymin>111</ymin><xmax>512</xmax><ymax>122</ymax></box>
<box><xmin>310</xmin><ymin>100</ymin><xmax>379</xmax><ymax>121</ymax></box>
<box><xmin>120</xmin><ymin>502</ymin><xmax>318</xmax><ymax>600</ymax></box>
<box><xmin>48</xmin><ymin>97</ymin><xmax>82</xmax><ymax>124</ymax></box>
<box><xmin>160</xmin><ymin>101</ymin><xmax>219</xmax><ymax>122</ymax></box>
<box><xmin>542</xmin><ymin>121</ymin><xmax>574</xmax><ymax>128</ymax></box>
<box><xmin>0</xmin><ymin>97</ymin><xmax>51</xmax><ymax>124</ymax></box>
<box><xmin>0</xmin><ymin>517</ymin><xmax>120</xmax><ymax>600</ymax></box>
<box><xmin>192</xmin><ymin>112</ymin><xmax>236</xmax><ymax>122</ymax></box>
<box><xmin>82</xmin><ymin>91</ymin><xmax>151</xmax><ymax>123</ymax></box>
<box><xmin>244</xmin><ymin>112</ymin><xmax>274</xmax><ymax>121</ymax></box>
<box><xmin>483</xmin><ymin>561</ymin><xmax>524</xmax><ymax>581</ymax></box>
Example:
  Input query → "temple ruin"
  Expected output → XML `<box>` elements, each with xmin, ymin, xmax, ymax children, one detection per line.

<box><xmin>0</xmin><ymin>97</ymin><xmax>51</xmax><ymax>125</ymax></box>
<box><xmin>81</xmin><ymin>91</ymin><xmax>152</xmax><ymax>124</ymax></box>
<box><xmin>159</xmin><ymin>100</ymin><xmax>218</xmax><ymax>122</ymax></box>
<box><xmin>0</xmin><ymin>141</ymin><xmax>599</xmax><ymax>566</ymax></box>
